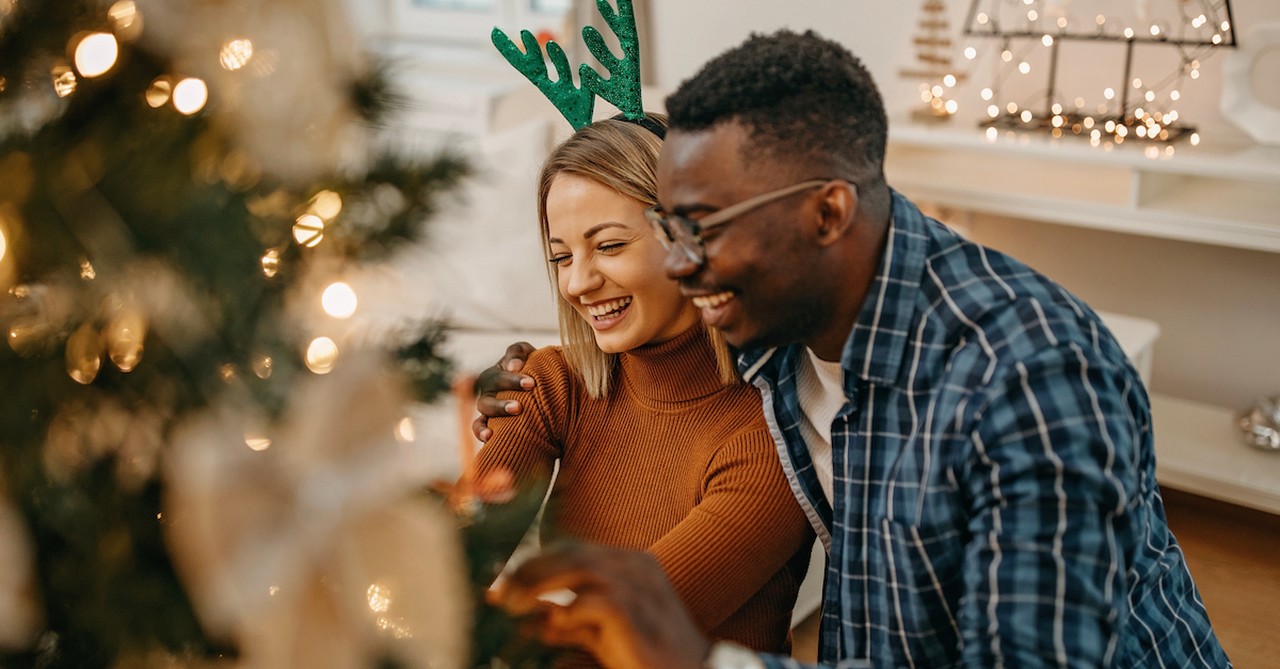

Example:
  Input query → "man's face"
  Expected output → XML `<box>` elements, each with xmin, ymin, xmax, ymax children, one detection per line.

<box><xmin>655</xmin><ymin>122</ymin><xmax>829</xmax><ymax>351</ymax></box>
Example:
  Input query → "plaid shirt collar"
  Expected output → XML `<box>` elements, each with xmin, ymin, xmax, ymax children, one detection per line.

<box><xmin>739</xmin><ymin>189</ymin><xmax>928</xmax><ymax>387</ymax></box>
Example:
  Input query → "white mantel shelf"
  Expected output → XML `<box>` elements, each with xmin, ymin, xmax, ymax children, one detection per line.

<box><xmin>886</xmin><ymin>120</ymin><xmax>1280</xmax><ymax>254</ymax></box>
<box><xmin>885</xmin><ymin>121</ymin><xmax>1280</xmax><ymax>515</ymax></box>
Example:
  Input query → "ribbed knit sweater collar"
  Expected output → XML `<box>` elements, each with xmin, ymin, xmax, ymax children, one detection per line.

<box><xmin>619</xmin><ymin>323</ymin><xmax>724</xmax><ymax>403</ymax></box>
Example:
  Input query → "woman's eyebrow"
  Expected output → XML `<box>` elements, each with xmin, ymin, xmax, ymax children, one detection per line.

<box><xmin>581</xmin><ymin>222</ymin><xmax>628</xmax><ymax>238</ymax></box>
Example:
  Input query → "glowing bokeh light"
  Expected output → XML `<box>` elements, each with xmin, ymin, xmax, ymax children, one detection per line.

<box><xmin>51</xmin><ymin>65</ymin><xmax>77</xmax><ymax>97</ymax></box>
<box><xmin>145</xmin><ymin>77</ymin><xmax>171</xmax><ymax>108</ymax></box>
<box><xmin>305</xmin><ymin>337</ymin><xmax>339</xmax><ymax>374</ymax></box>
<box><xmin>220</xmin><ymin>38</ymin><xmax>255</xmax><ymax>71</ymax></box>
<box><xmin>74</xmin><ymin>32</ymin><xmax>119</xmax><ymax>78</ymax></box>
<box><xmin>173</xmin><ymin>77</ymin><xmax>208</xmax><ymax>115</ymax></box>
<box><xmin>321</xmin><ymin>281</ymin><xmax>358</xmax><ymax>319</ymax></box>
<box><xmin>292</xmin><ymin>215</ymin><xmax>324</xmax><ymax>248</ymax></box>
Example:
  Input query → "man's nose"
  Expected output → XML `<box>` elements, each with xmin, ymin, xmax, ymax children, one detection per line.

<box><xmin>662</xmin><ymin>243</ymin><xmax>699</xmax><ymax>281</ymax></box>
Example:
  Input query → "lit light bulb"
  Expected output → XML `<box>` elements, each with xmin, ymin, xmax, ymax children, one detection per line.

<box><xmin>1007</xmin><ymin>102</ymin><xmax>1019</xmax><ymax>114</ymax></box>
<box><xmin>1018</xmin><ymin>61</ymin><xmax>1031</xmax><ymax>75</ymax></box>
<box><xmin>172</xmin><ymin>77</ymin><xmax>208</xmax><ymax>115</ymax></box>
<box><xmin>261</xmin><ymin>248</ymin><xmax>280</xmax><ymax>277</ymax></box>
<box><xmin>987</xmin><ymin>104</ymin><xmax>999</xmax><ymax>118</ymax></box>
<box><xmin>74</xmin><ymin>32</ymin><xmax>119</xmax><ymax>78</ymax></box>
<box><xmin>396</xmin><ymin>417</ymin><xmax>416</xmax><ymax>444</ymax></box>
<box><xmin>1144</xmin><ymin>145</ymin><xmax>1159</xmax><ymax>159</ymax></box>
<box><xmin>293</xmin><ymin>214</ymin><xmax>324</xmax><ymax>248</ymax></box>
<box><xmin>943</xmin><ymin>74</ymin><xmax>956</xmax><ymax>88</ymax></box>
<box><xmin>1052</xmin><ymin>115</ymin><xmax>1064</xmax><ymax>128</ymax></box>
<box><xmin>145</xmin><ymin>77</ymin><xmax>171</xmax><ymax>108</ymax></box>
<box><xmin>1084</xmin><ymin>117</ymin><xmax>1095</xmax><ymax>129</ymax></box>
<box><xmin>252</xmin><ymin>355</ymin><xmax>273</xmax><ymax>379</ymax></box>
<box><xmin>0</xmin><ymin>224</ymin><xmax>6</xmax><ymax>264</ymax></box>
<box><xmin>1001</xmin><ymin>49</ymin><xmax>1013</xmax><ymax>62</ymax></box>
<box><xmin>220</xmin><ymin>38</ymin><xmax>255</xmax><ymax>71</ymax></box>
<box><xmin>1221</xmin><ymin>21</ymin><xmax>1230</xmax><ymax>32</ymax></box>
<box><xmin>920</xmin><ymin>90</ymin><xmax>933</xmax><ymax>103</ymax></box>
<box><xmin>986</xmin><ymin>127</ymin><xmax>999</xmax><ymax>142</ymax></box>
<box><xmin>980</xmin><ymin>88</ymin><xmax>993</xmax><ymax>101</ymax></box>
<box><xmin>1150</xmin><ymin>24</ymin><xmax>1161</xmax><ymax>37</ymax></box>
<box><xmin>1190</xmin><ymin>133</ymin><xmax>1201</xmax><ymax>146</ymax></box>
<box><xmin>1051</xmin><ymin>103</ymin><xmax>1063</xmax><ymax>115</ymax></box>
<box><xmin>1136</xmin><ymin>126</ymin><xmax>1148</xmax><ymax>138</ymax></box>
<box><xmin>108</xmin><ymin>1</ymin><xmax>142</xmax><ymax>40</ymax></box>
<box><xmin>1104</xmin><ymin>87</ymin><xmax>1115</xmax><ymax>100</ymax></box>
<box><xmin>105</xmin><ymin>307</ymin><xmax>146</xmax><ymax>372</ymax></box>
<box><xmin>321</xmin><ymin>281</ymin><xmax>358</xmax><ymax>319</ymax></box>
<box><xmin>1123</xmin><ymin>27</ymin><xmax>1135</xmax><ymax>39</ymax></box>
<box><xmin>977</xmin><ymin>12</ymin><xmax>989</xmax><ymax>25</ymax></box>
<box><xmin>1027</xmin><ymin>10</ymin><xmax>1038</xmax><ymax>21</ymax></box>
<box><xmin>1057</xmin><ymin>17</ymin><xmax>1068</xmax><ymax>29</ymax></box>
<box><xmin>931</xmin><ymin>85</ymin><xmax>944</xmax><ymax>98</ymax></box>
<box><xmin>51</xmin><ymin>65</ymin><xmax>77</xmax><ymax>97</ymax></box>
<box><xmin>65</xmin><ymin>322</ymin><xmax>102</xmax><ymax>385</ymax></box>
<box><xmin>944</xmin><ymin>99</ymin><xmax>958</xmax><ymax>114</ymax></box>
<box><xmin>1190</xmin><ymin>69</ymin><xmax>1200</xmax><ymax>80</ymax></box>
<box><xmin>245</xmin><ymin>434</ymin><xmax>272</xmax><ymax>451</ymax></box>
<box><xmin>1132</xmin><ymin>78</ymin><xmax>1143</xmax><ymax>89</ymax></box>
<box><xmin>1020</xmin><ymin>109</ymin><xmax>1033</xmax><ymax>123</ymax></box>
<box><xmin>1211</xmin><ymin>33</ymin><xmax>1222</xmax><ymax>45</ymax></box>
<box><xmin>309</xmin><ymin>190</ymin><xmax>343</xmax><ymax>220</ymax></box>
<box><xmin>1144</xmin><ymin>90</ymin><xmax>1155</xmax><ymax>102</ymax></box>
<box><xmin>305</xmin><ymin>337</ymin><xmax>339</xmax><ymax>374</ymax></box>
<box><xmin>1096</xmin><ymin>15</ymin><xmax>1106</xmax><ymax>26</ymax></box>
<box><xmin>1042</xmin><ymin>35</ymin><xmax>1053</xmax><ymax>47</ymax></box>
<box><xmin>964</xmin><ymin>47</ymin><xmax>977</xmax><ymax>60</ymax></box>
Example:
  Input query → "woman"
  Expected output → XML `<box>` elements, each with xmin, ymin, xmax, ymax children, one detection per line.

<box><xmin>471</xmin><ymin>114</ymin><xmax>813</xmax><ymax>663</ymax></box>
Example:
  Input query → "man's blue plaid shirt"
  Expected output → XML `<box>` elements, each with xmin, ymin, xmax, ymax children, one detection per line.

<box><xmin>742</xmin><ymin>191</ymin><xmax>1229</xmax><ymax>668</ymax></box>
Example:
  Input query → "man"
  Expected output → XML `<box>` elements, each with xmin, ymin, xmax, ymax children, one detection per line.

<box><xmin>477</xmin><ymin>30</ymin><xmax>1229</xmax><ymax>669</ymax></box>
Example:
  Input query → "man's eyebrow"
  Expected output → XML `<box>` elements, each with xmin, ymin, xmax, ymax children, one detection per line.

<box><xmin>671</xmin><ymin>203</ymin><xmax>718</xmax><ymax>217</ymax></box>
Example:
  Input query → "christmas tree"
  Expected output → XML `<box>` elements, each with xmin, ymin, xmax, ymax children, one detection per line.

<box><xmin>0</xmin><ymin>0</ymin><xmax>523</xmax><ymax>667</ymax></box>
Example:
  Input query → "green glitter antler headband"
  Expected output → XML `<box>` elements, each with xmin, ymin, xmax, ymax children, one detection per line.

<box><xmin>491</xmin><ymin>0</ymin><xmax>645</xmax><ymax>130</ymax></box>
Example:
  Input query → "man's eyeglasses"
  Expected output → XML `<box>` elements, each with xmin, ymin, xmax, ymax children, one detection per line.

<box><xmin>644</xmin><ymin>179</ymin><xmax>841</xmax><ymax>265</ymax></box>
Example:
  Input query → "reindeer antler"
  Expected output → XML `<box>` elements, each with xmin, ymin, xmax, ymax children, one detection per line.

<box><xmin>491</xmin><ymin>27</ymin><xmax>596</xmax><ymax>130</ymax></box>
<box><xmin>579</xmin><ymin>0</ymin><xmax>644</xmax><ymax>121</ymax></box>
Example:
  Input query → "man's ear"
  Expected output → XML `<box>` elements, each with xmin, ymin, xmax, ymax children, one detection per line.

<box><xmin>814</xmin><ymin>181</ymin><xmax>856</xmax><ymax>246</ymax></box>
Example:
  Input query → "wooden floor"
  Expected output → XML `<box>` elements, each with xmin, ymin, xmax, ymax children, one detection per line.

<box><xmin>790</xmin><ymin>487</ymin><xmax>1279</xmax><ymax>667</ymax></box>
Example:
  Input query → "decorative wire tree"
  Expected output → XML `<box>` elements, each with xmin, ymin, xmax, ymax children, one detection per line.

<box><xmin>0</xmin><ymin>0</ymin><xmax>557</xmax><ymax>667</ymax></box>
<box><xmin>900</xmin><ymin>0</ymin><xmax>968</xmax><ymax>122</ymax></box>
<box><xmin>963</xmin><ymin>0</ymin><xmax>1237</xmax><ymax>144</ymax></box>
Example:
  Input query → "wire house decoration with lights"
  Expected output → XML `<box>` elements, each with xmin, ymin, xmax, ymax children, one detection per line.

<box><xmin>963</xmin><ymin>0</ymin><xmax>1237</xmax><ymax>145</ymax></box>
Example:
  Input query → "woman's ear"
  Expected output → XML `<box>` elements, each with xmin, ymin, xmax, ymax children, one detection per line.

<box><xmin>815</xmin><ymin>181</ymin><xmax>856</xmax><ymax>246</ymax></box>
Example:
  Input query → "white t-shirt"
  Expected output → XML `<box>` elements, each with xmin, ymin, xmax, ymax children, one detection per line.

<box><xmin>794</xmin><ymin>347</ymin><xmax>844</xmax><ymax>506</ymax></box>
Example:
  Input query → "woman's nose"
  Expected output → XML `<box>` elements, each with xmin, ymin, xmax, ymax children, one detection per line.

<box><xmin>565</xmin><ymin>259</ymin><xmax>604</xmax><ymax>297</ymax></box>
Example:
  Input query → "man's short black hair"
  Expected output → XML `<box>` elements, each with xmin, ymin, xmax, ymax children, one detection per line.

<box><xmin>665</xmin><ymin>29</ymin><xmax>887</xmax><ymax>184</ymax></box>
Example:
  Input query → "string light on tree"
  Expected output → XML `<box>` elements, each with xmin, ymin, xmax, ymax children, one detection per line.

<box><xmin>321</xmin><ymin>281</ymin><xmax>358</xmax><ymax>319</ymax></box>
<box><xmin>73</xmin><ymin>32</ymin><xmax>119</xmax><ymax>78</ymax></box>
<box><xmin>171</xmin><ymin>77</ymin><xmax>208</xmax><ymax>115</ymax></box>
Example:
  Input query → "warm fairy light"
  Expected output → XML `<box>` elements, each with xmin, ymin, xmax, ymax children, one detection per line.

<box><xmin>931</xmin><ymin>85</ymin><xmax>944</xmax><ymax>98</ymax></box>
<box><xmin>309</xmin><ymin>190</ymin><xmax>343</xmax><ymax>220</ymax></box>
<box><xmin>1190</xmin><ymin>133</ymin><xmax>1201</xmax><ymax>146</ymax></box>
<box><xmin>1167</xmin><ymin>110</ymin><xmax>1179</xmax><ymax>122</ymax></box>
<box><xmin>1074</xmin><ymin>97</ymin><xmax>1085</xmax><ymax>108</ymax></box>
<box><xmin>980</xmin><ymin>88</ymin><xmax>993</xmax><ymax>101</ymax></box>
<box><xmin>0</xmin><ymin>225</ymin><xmax>6</xmax><ymax>264</ymax></box>
<box><xmin>986</xmin><ymin>127</ymin><xmax>999</xmax><ymax>141</ymax></box>
<box><xmin>51</xmin><ymin>65</ymin><xmax>77</xmax><ymax>97</ymax></box>
<box><xmin>1001</xmin><ymin>49</ymin><xmax>1013</xmax><ymax>62</ymax></box>
<box><xmin>1105</xmin><ymin>120</ymin><xmax>1117</xmax><ymax>132</ymax></box>
<box><xmin>292</xmin><ymin>214</ymin><xmax>324</xmax><ymax>248</ymax></box>
<box><xmin>1096</xmin><ymin>15</ymin><xmax>1106</xmax><ymax>26</ymax></box>
<box><xmin>66</xmin><ymin>323</ymin><xmax>102</xmax><ymax>385</ymax></box>
<box><xmin>1190</xmin><ymin>69</ymin><xmax>1200</xmax><ymax>80</ymax></box>
<box><xmin>1057</xmin><ymin>17</ymin><xmax>1068</xmax><ymax>29</ymax></box>
<box><xmin>74</xmin><ymin>33</ymin><xmax>119</xmax><ymax>78</ymax></box>
<box><xmin>1165</xmin><ymin>145</ymin><xmax>1175</xmax><ymax>157</ymax></box>
<box><xmin>1083</xmin><ymin>117</ymin><xmax>1095</xmax><ymax>129</ymax></box>
<box><xmin>396</xmin><ymin>417</ymin><xmax>416</xmax><ymax>443</ymax></box>
<box><xmin>145</xmin><ymin>77</ymin><xmax>171</xmax><ymax>107</ymax></box>
<box><xmin>1145</xmin><ymin>90</ymin><xmax>1155</xmax><ymax>102</ymax></box>
<box><xmin>220</xmin><ymin>39</ymin><xmax>255</xmax><ymax>71</ymax></box>
<box><xmin>977</xmin><ymin>12</ymin><xmax>989</xmax><ymax>25</ymax></box>
<box><xmin>106</xmin><ymin>309</ymin><xmax>146</xmax><ymax>372</ymax></box>
<box><xmin>1211</xmin><ymin>33</ymin><xmax>1222</xmax><ymax>45</ymax></box>
<box><xmin>1006</xmin><ymin>102</ymin><xmax>1019</xmax><ymax>114</ymax></box>
<box><xmin>1132</xmin><ymin>78</ymin><xmax>1143</xmax><ymax>88</ymax></box>
<box><xmin>1051</xmin><ymin>103</ymin><xmax>1063</xmax><ymax>115</ymax></box>
<box><xmin>1116</xmin><ymin>125</ymin><xmax>1128</xmax><ymax>138</ymax></box>
<box><xmin>919</xmin><ymin>90</ymin><xmax>932</xmax><ymax>103</ymax></box>
<box><xmin>964</xmin><ymin>46</ymin><xmax>977</xmax><ymax>60</ymax></box>
<box><xmin>261</xmin><ymin>248</ymin><xmax>280</xmax><ymax>277</ymax></box>
<box><xmin>987</xmin><ymin>105</ymin><xmax>999</xmax><ymax>117</ymax></box>
<box><xmin>1020</xmin><ymin>109</ymin><xmax>1033</xmax><ymax>123</ymax></box>
<box><xmin>245</xmin><ymin>434</ymin><xmax>272</xmax><ymax>451</ymax></box>
<box><xmin>321</xmin><ymin>281</ymin><xmax>358</xmax><ymax>319</ymax></box>
<box><xmin>944</xmin><ymin>100</ymin><xmax>958</xmax><ymax>114</ymax></box>
<box><xmin>1192</xmin><ymin>15</ymin><xmax>1206</xmax><ymax>28</ymax></box>
<box><xmin>1104</xmin><ymin>87</ymin><xmax>1115</xmax><ymax>100</ymax></box>
<box><xmin>1145</xmin><ymin>146</ymin><xmax>1159</xmax><ymax>159</ymax></box>
<box><xmin>943</xmin><ymin>74</ymin><xmax>956</xmax><ymax>88</ymax></box>
<box><xmin>305</xmin><ymin>337</ymin><xmax>339</xmax><ymax>374</ymax></box>
<box><xmin>80</xmin><ymin>258</ymin><xmax>96</xmax><ymax>280</ymax></box>
<box><xmin>1027</xmin><ymin>10</ymin><xmax>1038</xmax><ymax>22</ymax></box>
<box><xmin>1135</xmin><ymin>108</ymin><xmax>1145</xmax><ymax>119</ymax></box>
<box><xmin>1150</xmin><ymin>24</ymin><xmax>1161</xmax><ymax>37</ymax></box>
<box><xmin>252</xmin><ymin>355</ymin><xmax>273</xmax><ymax>379</ymax></box>
<box><xmin>1170</xmin><ymin>89</ymin><xmax>1181</xmax><ymax>101</ymax></box>
<box><xmin>172</xmin><ymin>77</ymin><xmax>208</xmax><ymax>115</ymax></box>
<box><xmin>368</xmin><ymin>583</ymin><xmax>392</xmax><ymax>614</ymax></box>
<box><xmin>1018</xmin><ymin>61</ymin><xmax>1031</xmax><ymax>74</ymax></box>
<box><xmin>1042</xmin><ymin>35</ymin><xmax>1054</xmax><ymax>47</ymax></box>
<box><xmin>1137</xmin><ymin>126</ymin><xmax>1147</xmax><ymax>138</ymax></box>
<box><xmin>1221</xmin><ymin>21</ymin><xmax>1230</xmax><ymax>32</ymax></box>
<box><xmin>1052</xmin><ymin>115</ymin><xmax>1064</xmax><ymax>128</ymax></box>
<box><xmin>1091</xmin><ymin>129</ymin><xmax>1102</xmax><ymax>141</ymax></box>
<box><xmin>107</xmin><ymin>1</ymin><xmax>142</xmax><ymax>40</ymax></box>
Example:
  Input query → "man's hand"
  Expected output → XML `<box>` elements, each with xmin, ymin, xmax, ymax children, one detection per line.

<box><xmin>489</xmin><ymin>543</ymin><xmax>712</xmax><ymax>669</ymax></box>
<box><xmin>471</xmin><ymin>342</ymin><xmax>537</xmax><ymax>442</ymax></box>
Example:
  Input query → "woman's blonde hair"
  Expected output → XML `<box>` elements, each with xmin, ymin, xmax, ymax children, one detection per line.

<box><xmin>536</xmin><ymin>114</ymin><xmax>738</xmax><ymax>398</ymax></box>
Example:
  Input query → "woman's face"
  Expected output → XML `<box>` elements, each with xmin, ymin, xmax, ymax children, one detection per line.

<box><xmin>545</xmin><ymin>173</ymin><xmax>700</xmax><ymax>354</ymax></box>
